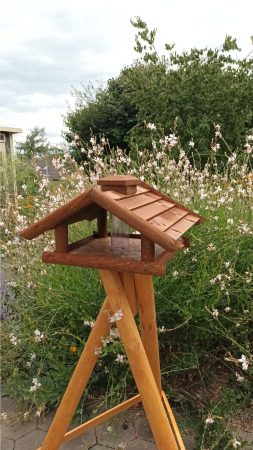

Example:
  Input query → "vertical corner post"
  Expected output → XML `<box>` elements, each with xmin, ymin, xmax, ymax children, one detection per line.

<box><xmin>55</xmin><ymin>223</ymin><xmax>68</xmax><ymax>253</ymax></box>
<box><xmin>141</xmin><ymin>235</ymin><xmax>155</xmax><ymax>262</ymax></box>
<box><xmin>97</xmin><ymin>209</ymin><xmax>108</xmax><ymax>238</ymax></box>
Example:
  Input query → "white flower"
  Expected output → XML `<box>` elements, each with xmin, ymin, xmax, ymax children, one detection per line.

<box><xmin>189</xmin><ymin>140</ymin><xmax>194</xmax><ymax>147</ymax></box>
<box><xmin>213</xmin><ymin>216</ymin><xmax>219</xmax><ymax>221</ymax></box>
<box><xmin>94</xmin><ymin>347</ymin><xmax>102</xmax><ymax>355</ymax></box>
<box><xmin>35</xmin><ymin>407</ymin><xmax>43</xmax><ymax>417</ymax></box>
<box><xmin>212</xmin><ymin>309</ymin><xmax>219</xmax><ymax>318</ymax></box>
<box><xmin>146</xmin><ymin>123</ymin><xmax>156</xmax><ymax>130</ymax></box>
<box><xmin>104</xmin><ymin>366</ymin><xmax>109</xmax><ymax>373</ymax></box>
<box><xmin>225</xmin><ymin>307</ymin><xmax>231</xmax><ymax>312</ymax></box>
<box><xmin>24</xmin><ymin>412</ymin><xmax>29</xmax><ymax>418</ymax></box>
<box><xmin>232</xmin><ymin>439</ymin><xmax>241</xmax><ymax>448</ymax></box>
<box><xmin>225</xmin><ymin>262</ymin><xmax>230</xmax><ymax>268</ymax></box>
<box><xmin>34</xmin><ymin>330</ymin><xmax>44</xmax><ymax>343</ymax></box>
<box><xmin>115</xmin><ymin>354</ymin><xmax>125</xmax><ymax>363</ymax></box>
<box><xmin>243</xmin><ymin>310</ymin><xmax>249</xmax><ymax>313</ymax></box>
<box><xmin>173</xmin><ymin>271</ymin><xmax>179</xmax><ymax>277</ymax></box>
<box><xmin>109</xmin><ymin>310</ymin><xmax>123</xmax><ymax>323</ymax></box>
<box><xmin>235</xmin><ymin>372</ymin><xmax>244</xmax><ymax>382</ymax></box>
<box><xmin>21</xmin><ymin>184</ymin><xmax>27</xmax><ymax>191</ymax></box>
<box><xmin>30</xmin><ymin>378</ymin><xmax>41</xmax><ymax>391</ymax></box>
<box><xmin>205</xmin><ymin>417</ymin><xmax>215</xmax><ymax>424</ymax></box>
<box><xmin>238</xmin><ymin>355</ymin><xmax>249</xmax><ymax>371</ymax></box>
<box><xmin>1</xmin><ymin>413</ymin><xmax>7</xmax><ymax>420</ymax></box>
<box><xmin>207</xmin><ymin>243</ymin><xmax>216</xmax><ymax>251</ymax></box>
<box><xmin>107</xmin><ymin>426</ymin><xmax>113</xmax><ymax>432</ymax></box>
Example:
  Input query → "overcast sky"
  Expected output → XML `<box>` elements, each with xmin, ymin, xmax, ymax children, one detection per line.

<box><xmin>1</xmin><ymin>0</ymin><xmax>252</xmax><ymax>148</ymax></box>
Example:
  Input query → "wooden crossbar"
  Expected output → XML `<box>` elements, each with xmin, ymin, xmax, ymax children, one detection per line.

<box><xmin>37</xmin><ymin>394</ymin><xmax>141</xmax><ymax>449</ymax></box>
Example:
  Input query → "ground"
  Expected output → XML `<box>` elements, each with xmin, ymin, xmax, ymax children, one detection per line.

<box><xmin>1</xmin><ymin>395</ymin><xmax>253</xmax><ymax>449</ymax></box>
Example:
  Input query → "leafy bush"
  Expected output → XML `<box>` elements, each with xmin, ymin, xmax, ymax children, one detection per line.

<box><xmin>1</xmin><ymin>127</ymin><xmax>253</xmax><ymax>448</ymax></box>
<box><xmin>63</xmin><ymin>17</ymin><xmax>253</xmax><ymax>168</ymax></box>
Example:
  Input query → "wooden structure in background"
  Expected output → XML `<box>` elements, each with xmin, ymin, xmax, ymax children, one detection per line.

<box><xmin>20</xmin><ymin>175</ymin><xmax>205</xmax><ymax>450</ymax></box>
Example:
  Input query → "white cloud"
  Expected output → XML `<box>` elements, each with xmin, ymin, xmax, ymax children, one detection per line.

<box><xmin>1</xmin><ymin>0</ymin><xmax>252</xmax><ymax>143</ymax></box>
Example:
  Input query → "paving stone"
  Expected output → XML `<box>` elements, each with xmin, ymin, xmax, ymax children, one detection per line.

<box><xmin>60</xmin><ymin>423</ymin><xmax>96</xmax><ymax>449</ymax></box>
<box><xmin>182</xmin><ymin>435</ymin><xmax>195</xmax><ymax>450</ymax></box>
<box><xmin>134</xmin><ymin>416</ymin><xmax>154</xmax><ymax>442</ymax></box>
<box><xmin>37</xmin><ymin>408</ymin><xmax>57</xmax><ymax>432</ymax></box>
<box><xmin>96</xmin><ymin>417</ymin><xmax>136</xmax><ymax>447</ymax></box>
<box><xmin>0</xmin><ymin>397</ymin><xmax>18</xmax><ymax>416</ymax></box>
<box><xmin>1</xmin><ymin>418</ymin><xmax>37</xmax><ymax>440</ymax></box>
<box><xmin>126</xmin><ymin>439</ymin><xmax>157</xmax><ymax>449</ymax></box>
<box><xmin>15</xmin><ymin>429</ymin><xmax>47</xmax><ymax>450</ymax></box>
<box><xmin>1</xmin><ymin>438</ymin><xmax>15</xmax><ymax>450</ymax></box>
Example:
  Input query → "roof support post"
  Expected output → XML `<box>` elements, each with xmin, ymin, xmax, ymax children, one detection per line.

<box><xmin>97</xmin><ymin>209</ymin><xmax>107</xmax><ymax>238</ymax></box>
<box><xmin>55</xmin><ymin>223</ymin><xmax>68</xmax><ymax>253</ymax></box>
<box><xmin>141</xmin><ymin>235</ymin><xmax>155</xmax><ymax>262</ymax></box>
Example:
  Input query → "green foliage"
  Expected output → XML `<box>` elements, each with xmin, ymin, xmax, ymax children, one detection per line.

<box><xmin>1</xmin><ymin>126</ymin><xmax>253</xmax><ymax>447</ymax></box>
<box><xmin>64</xmin><ymin>18</ymin><xmax>253</xmax><ymax>169</ymax></box>
<box><xmin>16</xmin><ymin>127</ymin><xmax>49</xmax><ymax>158</ymax></box>
<box><xmin>63</xmin><ymin>78</ymin><xmax>137</xmax><ymax>164</ymax></box>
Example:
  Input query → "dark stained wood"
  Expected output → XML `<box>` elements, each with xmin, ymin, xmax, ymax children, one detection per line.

<box><xmin>133</xmin><ymin>200</ymin><xmax>175</xmax><ymax>221</ymax></box>
<box><xmin>42</xmin><ymin>251</ymin><xmax>167</xmax><ymax>277</ymax></box>
<box><xmin>90</xmin><ymin>188</ymin><xmax>183</xmax><ymax>253</ymax></box>
<box><xmin>141</xmin><ymin>235</ymin><xmax>155</xmax><ymax>262</ymax></box>
<box><xmin>101</xmin><ymin>185</ymin><xmax>137</xmax><ymax>195</ymax></box>
<box><xmin>64</xmin><ymin>203</ymin><xmax>102</xmax><ymax>226</ymax></box>
<box><xmin>140</xmin><ymin>181</ymin><xmax>206</xmax><ymax>224</ymax></box>
<box><xmin>97</xmin><ymin>175</ymin><xmax>141</xmax><ymax>186</ymax></box>
<box><xmin>149</xmin><ymin>208</ymin><xmax>189</xmax><ymax>232</ymax></box>
<box><xmin>116</xmin><ymin>193</ymin><xmax>160</xmax><ymax>211</ymax></box>
<box><xmin>68</xmin><ymin>234</ymin><xmax>96</xmax><ymax>252</ymax></box>
<box><xmin>20</xmin><ymin>188</ymin><xmax>93</xmax><ymax>240</ymax></box>
<box><xmin>55</xmin><ymin>223</ymin><xmax>68</xmax><ymax>253</ymax></box>
<box><xmin>103</xmin><ymin>185</ymin><xmax>150</xmax><ymax>200</ymax></box>
<box><xmin>97</xmin><ymin>209</ymin><xmax>108</xmax><ymax>238</ymax></box>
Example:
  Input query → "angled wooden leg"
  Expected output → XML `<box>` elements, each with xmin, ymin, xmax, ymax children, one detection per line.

<box><xmin>99</xmin><ymin>270</ymin><xmax>178</xmax><ymax>450</ymax></box>
<box><xmin>41</xmin><ymin>296</ymin><xmax>112</xmax><ymax>450</ymax></box>
<box><xmin>134</xmin><ymin>274</ymin><xmax>162</xmax><ymax>392</ymax></box>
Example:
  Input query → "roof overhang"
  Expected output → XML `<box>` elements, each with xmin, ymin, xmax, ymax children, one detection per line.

<box><xmin>0</xmin><ymin>127</ymin><xmax>23</xmax><ymax>134</ymax></box>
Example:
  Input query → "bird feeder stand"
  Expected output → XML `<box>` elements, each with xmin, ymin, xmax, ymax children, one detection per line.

<box><xmin>20</xmin><ymin>175</ymin><xmax>205</xmax><ymax>450</ymax></box>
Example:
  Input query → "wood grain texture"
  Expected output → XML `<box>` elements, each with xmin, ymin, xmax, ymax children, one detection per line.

<box><xmin>97</xmin><ymin>175</ymin><xmax>141</xmax><ymax>186</ymax></box>
<box><xmin>102</xmin><ymin>185</ymin><xmax>150</xmax><ymax>201</ymax></box>
<box><xmin>97</xmin><ymin>209</ymin><xmax>108</xmax><ymax>238</ymax></box>
<box><xmin>40</xmin><ymin>296</ymin><xmax>112</xmax><ymax>450</ymax></box>
<box><xmin>133</xmin><ymin>200</ymin><xmax>175</xmax><ymax>221</ymax></box>
<box><xmin>119</xmin><ymin>272</ymin><xmax>137</xmax><ymax>316</ymax></box>
<box><xmin>101</xmin><ymin>185</ymin><xmax>137</xmax><ymax>195</ymax></box>
<box><xmin>99</xmin><ymin>270</ymin><xmax>178</xmax><ymax>450</ymax></box>
<box><xmin>140</xmin><ymin>180</ymin><xmax>206</xmax><ymax>224</ymax></box>
<box><xmin>68</xmin><ymin>234</ymin><xmax>96</xmax><ymax>252</ymax></box>
<box><xmin>162</xmin><ymin>390</ymin><xmax>186</xmax><ymax>450</ymax></box>
<box><xmin>117</xmin><ymin>193</ymin><xmax>160</xmax><ymax>211</ymax></box>
<box><xmin>55</xmin><ymin>223</ymin><xmax>68</xmax><ymax>253</ymax></box>
<box><xmin>141</xmin><ymin>235</ymin><xmax>155</xmax><ymax>262</ymax></box>
<box><xmin>42</xmin><ymin>250</ymin><xmax>167</xmax><ymax>277</ymax></box>
<box><xmin>20</xmin><ymin>188</ymin><xmax>93</xmax><ymax>240</ymax></box>
<box><xmin>90</xmin><ymin>188</ymin><xmax>183</xmax><ymax>253</ymax></box>
<box><xmin>134</xmin><ymin>274</ymin><xmax>161</xmax><ymax>393</ymax></box>
<box><xmin>37</xmin><ymin>395</ymin><xmax>141</xmax><ymax>449</ymax></box>
<box><xmin>64</xmin><ymin>203</ymin><xmax>102</xmax><ymax>226</ymax></box>
<box><xmin>149</xmin><ymin>207</ymin><xmax>189</xmax><ymax>232</ymax></box>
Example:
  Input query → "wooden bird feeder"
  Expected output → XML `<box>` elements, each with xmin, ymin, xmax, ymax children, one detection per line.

<box><xmin>20</xmin><ymin>175</ymin><xmax>205</xmax><ymax>450</ymax></box>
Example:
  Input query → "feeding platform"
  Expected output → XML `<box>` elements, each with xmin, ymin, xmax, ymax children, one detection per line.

<box><xmin>20</xmin><ymin>175</ymin><xmax>205</xmax><ymax>450</ymax></box>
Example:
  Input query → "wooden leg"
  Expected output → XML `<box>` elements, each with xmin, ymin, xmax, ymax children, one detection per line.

<box><xmin>134</xmin><ymin>274</ymin><xmax>162</xmax><ymax>392</ymax></box>
<box><xmin>162</xmin><ymin>391</ymin><xmax>186</xmax><ymax>450</ymax></box>
<box><xmin>99</xmin><ymin>270</ymin><xmax>178</xmax><ymax>450</ymax></box>
<box><xmin>119</xmin><ymin>272</ymin><xmax>137</xmax><ymax>316</ymax></box>
<box><xmin>41</xmin><ymin>296</ymin><xmax>112</xmax><ymax>450</ymax></box>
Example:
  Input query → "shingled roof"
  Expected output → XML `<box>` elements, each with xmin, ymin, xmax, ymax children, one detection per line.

<box><xmin>20</xmin><ymin>176</ymin><xmax>205</xmax><ymax>254</ymax></box>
